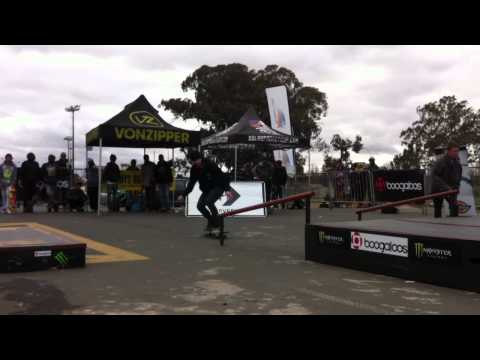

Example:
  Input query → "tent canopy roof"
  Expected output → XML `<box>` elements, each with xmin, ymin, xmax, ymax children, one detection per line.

<box><xmin>86</xmin><ymin>95</ymin><xmax>201</xmax><ymax>148</ymax></box>
<box><xmin>201</xmin><ymin>108</ymin><xmax>303</xmax><ymax>150</ymax></box>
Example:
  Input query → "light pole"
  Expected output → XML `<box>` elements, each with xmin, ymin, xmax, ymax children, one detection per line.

<box><xmin>65</xmin><ymin>105</ymin><xmax>80</xmax><ymax>183</ymax></box>
<box><xmin>63</xmin><ymin>136</ymin><xmax>72</xmax><ymax>161</ymax></box>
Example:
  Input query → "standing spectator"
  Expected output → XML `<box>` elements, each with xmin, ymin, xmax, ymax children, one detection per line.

<box><xmin>240</xmin><ymin>160</ymin><xmax>255</xmax><ymax>181</ymax></box>
<box><xmin>368</xmin><ymin>157</ymin><xmax>379</xmax><ymax>171</ymax></box>
<box><xmin>272</xmin><ymin>160</ymin><xmax>287</xmax><ymax>208</ymax></box>
<box><xmin>86</xmin><ymin>159</ymin><xmax>99</xmax><ymax>212</ymax></box>
<box><xmin>253</xmin><ymin>155</ymin><xmax>274</xmax><ymax>202</ymax></box>
<box><xmin>103</xmin><ymin>154</ymin><xmax>121</xmax><ymax>212</ymax></box>
<box><xmin>156</xmin><ymin>154</ymin><xmax>173</xmax><ymax>212</ymax></box>
<box><xmin>141</xmin><ymin>154</ymin><xmax>157</xmax><ymax>212</ymax></box>
<box><xmin>56</xmin><ymin>152</ymin><xmax>70</xmax><ymax>209</ymax></box>
<box><xmin>431</xmin><ymin>142</ymin><xmax>462</xmax><ymax>218</ymax></box>
<box><xmin>19</xmin><ymin>153</ymin><xmax>41</xmax><ymax>213</ymax></box>
<box><xmin>127</xmin><ymin>159</ymin><xmax>139</xmax><ymax>171</ymax></box>
<box><xmin>0</xmin><ymin>154</ymin><xmax>18</xmax><ymax>214</ymax></box>
<box><xmin>41</xmin><ymin>155</ymin><xmax>60</xmax><ymax>213</ymax></box>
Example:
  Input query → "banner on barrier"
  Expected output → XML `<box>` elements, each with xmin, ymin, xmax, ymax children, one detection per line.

<box><xmin>118</xmin><ymin>170</ymin><xmax>142</xmax><ymax>192</ymax></box>
<box><xmin>266</xmin><ymin>86</ymin><xmax>296</xmax><ymax>177</ymax></box>
<box><xmin>373</xmin><ymin>170</ymin><xmax>425</xmax><ymax>202</ymax></box>
<box><xmin>186</xmin><ymin>181</ymin><xmax>266</xmax><ymax>217</ymax></box>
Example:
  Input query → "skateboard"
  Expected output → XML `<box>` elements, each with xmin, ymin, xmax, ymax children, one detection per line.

<box><xmin>204</xmin><ymin>230</ymin><xmax>228</xmax><ymax>246</ymax></box>
<box><xmin>7</xmin><ymin>185</ymin><xmax>16</xmax><ymax>214</ymax></box>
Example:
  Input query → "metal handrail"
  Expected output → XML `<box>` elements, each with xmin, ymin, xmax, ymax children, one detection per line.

<box><xmin>356</xmin><ymin>189</ymin><xmax>459</xmax><ymax>221</ymax></box>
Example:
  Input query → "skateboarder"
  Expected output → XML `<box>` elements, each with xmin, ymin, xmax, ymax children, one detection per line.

<box><xmin>431</xmin><ymin>142</ymin><xmax>462</xmax><ymax>218</ymax></box>
<box><xmin>0</xmin><ymin>154</ymin><xmax>18</xmax><ymax>214</ymax></box>
<box><xmin>184</xmin><ymin>151</ymin><xmax>230</xmax><ymax>232</ymax></box>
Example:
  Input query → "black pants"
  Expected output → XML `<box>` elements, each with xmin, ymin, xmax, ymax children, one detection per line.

<box><xmin>264</xmin><ymin>180</ymin><xmax>272</xmax><ymax>202</ymax></box>
<box><xmin>107</xmin><ymin>183</ymin><xmax>119</xmax><ymax>212</ymax></box>
<box><xmin>272</xmin><ymin>184</ymin><xmax>285</xmax><ymax>208</ymax></box>
<box><xmin>23</xmin><ymin>182</ymin><xmax>37</xmax><ymax>212</ymax></box>
<box><xmin>433</xmin><ymin>194</ymin><xmax>458</xmax><ymax>218</ymax></box>
<box><xmin>87</xmin><ymin>186</ymin><xmax>98</xmax><ymax>211</ymax></box>
<box><xmin>197</xmin><ymin>187</ymin><xmax>225</xmax><ymax>227</ymax></box>
<box><xmin>144</xmin><ymin>186</ymin><xmax>156</xmax><ymax>211</ymax></box>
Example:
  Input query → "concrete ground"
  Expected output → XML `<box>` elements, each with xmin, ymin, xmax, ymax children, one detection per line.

<box><xmin>0</xmin><ymin>206</ymin><xmax>479</xmax><ymax>315</ymax></box>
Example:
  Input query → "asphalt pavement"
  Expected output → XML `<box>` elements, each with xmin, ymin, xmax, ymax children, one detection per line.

<box><xmin>1</xmin><ymin>206</ymin><xmax>479</xmax><ymax>315</ymax></box>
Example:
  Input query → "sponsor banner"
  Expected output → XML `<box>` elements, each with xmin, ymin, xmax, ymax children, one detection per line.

<box><xmin>317</xmin><ymin>229</ymin><xmax>349</xmax><ymax>247</ymax></box>
<box><xmin>186</xmin><ymin>181</ymin><xmax>266</xmax><ymax>217</ymax></box>
<box><xmin>373</xmin><ymin>170</ymin><xmax>425</xmax><ymax>202</ymax></box>
<box><xmin>350</xmin><ymin>231</ymin><xmax>409</xmax><ymax>257</ymax></box>
<box><xmin>410</xmin><ymin>239</ymin><xmax>461</xmax><ymax>265</ymax></box>
<box><xmin>34</xmin><ymin>250</ymin><xmax>52</xmax><ymax>258</ymax></box>
<box><xmin>266</xmin><ymin>86</ymin><xmax>296</xmax><ymax>177</ymax></box>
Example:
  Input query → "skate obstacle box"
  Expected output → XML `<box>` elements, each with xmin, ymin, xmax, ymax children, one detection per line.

<box><xmin>305</xmin><ymin>189</ymin><xmax>480</xmax><ymax>293</ymax></box>
<box><xmin>0</xmin><ymin>223</ymin><xmax>86</xmax><ymax>272</ymax></box>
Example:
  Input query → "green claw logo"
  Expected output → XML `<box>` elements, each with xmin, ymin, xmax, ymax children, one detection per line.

<box><xmin>55</xmin><ymin>252</ymin><xmax>69</xmax><ymax>266</ymax></box>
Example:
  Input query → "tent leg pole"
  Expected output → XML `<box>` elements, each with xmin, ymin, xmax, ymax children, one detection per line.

<box><xmin>97</xmin><ymin>138</ymin><xmax>103</xmax><ymax>216</ymax></box>
<box><xmin>234</xmin><ymin>146</ymin><xmax>238</xmax><ymax>182</ymax></box>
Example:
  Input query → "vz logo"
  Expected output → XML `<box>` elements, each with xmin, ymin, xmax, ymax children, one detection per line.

<box><xmin>129</xmin><ymin>111</ymin><xmax>163</xmax><ymax>128</ymax></box>
<box><xmin>223</xmin><ymin>187</ymin><xmax>240</xmax><ymax>206</ymax></box>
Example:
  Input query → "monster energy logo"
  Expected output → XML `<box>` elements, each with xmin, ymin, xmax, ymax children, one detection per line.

<box><xmin>414</xmin><ymin>243</ymin><xmax>452</xmax><ymax>259</ymax></box>
<box><xmin>318</xmin><ymin>231</ymin><xmax>344</xmax><ymax>245</ymax></box>
<box><xmin>55</xmin><ymin>252</ymin><xmax>69</xmax><ymax>266</ymax></box>
<box><xmin>415</xmin><ymin>243</ymin><xmax>424</xmax><ymax>258</ymax></box>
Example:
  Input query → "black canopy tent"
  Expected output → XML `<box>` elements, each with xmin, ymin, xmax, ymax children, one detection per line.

<box><xmin>201</xmin><ymin>108</ymin><xmax>303</xmax><ymax>181</ymax></box>
<box><xmin>85</xmin><ymin>95</ymin><xmax>201</xmax><ymax>215</ymax></box>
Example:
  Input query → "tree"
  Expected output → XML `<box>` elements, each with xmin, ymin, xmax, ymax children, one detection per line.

<box><xmin>390</xmin><ymin>144</ymin><xmax>422</xmax><ymax>170</ymax></box>
<box><xmin>322</xmin><ymin>134</ymin><xmax>363</xmax><ymax>170</ymax></box>
<box><xmin>398</xmin><ymin>95</ymin><xmax>480</xmax><ymax>166</ymax></box>
<box><xmin>160</xmin><ymin>64</ymin><xmax>328</xmax><ymax>168</ymax></box>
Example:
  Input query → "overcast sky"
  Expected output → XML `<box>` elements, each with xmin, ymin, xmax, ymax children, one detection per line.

<box><xmin>2</xmin><ymin>45</ymin><xmax>480</xmax><ymax>170</ymax></box>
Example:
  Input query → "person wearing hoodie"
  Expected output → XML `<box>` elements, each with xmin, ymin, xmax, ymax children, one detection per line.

<box><xmin>41</xmin><ymin>154</ymin><xmax>60</xmax><ymax>212</ymax></box>
<box><xmin>141</xmin><ymin>154</ymin><xmax>157</xmax><ymax>211</ymax></box>
<box><xmin>184</xmin><ymin>151</ymin><xmax>230</xmax><ymax>231</ymax></box>
<box><xmin>0</xmin><ymin>154</ymin><xmax>18</xmax><ymax>213</ymax></box>
<box><xmin>19</xmin><ymin>153</ymin><xmax>41</xmax><ymax>213</ymax></box>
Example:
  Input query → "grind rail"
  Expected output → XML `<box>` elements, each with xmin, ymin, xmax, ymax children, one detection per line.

<box><xmin>217</xmin><ymin>191</ymin><xmax>315</xmax><ymax>246</ymax></box>
<box><xmin>356</xmin><ymin>189</ymin><xmax>459</xmax><ymax>221</ymax></box>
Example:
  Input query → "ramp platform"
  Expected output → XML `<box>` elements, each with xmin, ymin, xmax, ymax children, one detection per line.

<box><xmin>0</xmin><ymin>223</ymin><xmax>86</xmax><ymax>272</ymax></box>
<box><xmin>305</xmin><ymin>216</ymin><xmax>480</xmax><ymax>292</ymax></box>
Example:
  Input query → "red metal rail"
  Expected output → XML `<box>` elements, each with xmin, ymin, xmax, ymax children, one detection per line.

<box><xmin>221</xmin><ymin>191</ymin><xmax>315</xmax><ymax>218</ymax></box>
<box><xmin>356</xmin><ymin>189</ymin><xmax>459</xmax><ymax>220</ymax></box>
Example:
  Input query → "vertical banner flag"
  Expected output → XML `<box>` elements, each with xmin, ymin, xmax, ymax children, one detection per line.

<box><xmin>266</xmin><ymin>86</ymin><xmax>296</xmax><ymax>177</ymax></box>
<box><xmin>457</xmin><ymin>147</ymin><xmax>477</xmax><ymax>216</ymax></box>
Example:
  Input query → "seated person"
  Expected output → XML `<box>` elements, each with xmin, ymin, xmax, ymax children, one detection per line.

<box><xmin>67</xmin><ymin>182</ymin><xmax>88</xmax><ymax>212</ymax></box>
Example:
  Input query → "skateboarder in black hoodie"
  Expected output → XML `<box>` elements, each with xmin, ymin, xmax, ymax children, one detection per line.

<box><xmin>184</xmin><ymin>151</ymin><xmax>230</xmax><ymax>231</ymax></box>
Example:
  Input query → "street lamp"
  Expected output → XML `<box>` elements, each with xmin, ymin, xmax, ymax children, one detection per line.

<box><xmin>65</xmin><ymin>105</ymin><xmax>80</xmax><ymax>181</ymax></box>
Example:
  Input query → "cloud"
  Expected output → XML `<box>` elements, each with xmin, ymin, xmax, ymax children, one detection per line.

<box><xmin>3</xmin><ymin>45</ymin><xmax>480</xmax><ymax>170</ymax></box>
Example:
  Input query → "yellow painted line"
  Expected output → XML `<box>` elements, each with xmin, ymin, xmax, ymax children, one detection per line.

<box><xmin>0</xmin><ymin>222</ymin><xmax>149</xmax><ymax>264</ymax></box>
